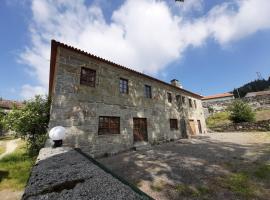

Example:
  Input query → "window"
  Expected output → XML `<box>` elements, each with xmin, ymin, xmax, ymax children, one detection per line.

<box><xmin>98</xmin><ymin>116</ymin><xmax>120</xmax><ymax>135</ymax></box>
<box><xmin>144</xmin><ymin>85</ymin><xmax>152</xmax><ymax>98</ymax></box>
<box><xmin>167</xmin><ymin>92</ymin><xmax>172</xmax><ymax>103</ymax></box>
<box><xmin>194</xmin><ymin>100</ymin><xmax>197</xmax><ymax>109</ymax></box>
<box><xmin>176</xmin><ymin>95</ymin><xmax>181</xmax><ymax>103</ymax></box>
<box><xmin>182</xmin><ymin>96</ymin><xmax>186</xmax><ymax>104</ymax></box>
<box><xmin>80</xmin><ymin>67</ymin><xmax>96</xmax><ymax>87</ymax></box>
<box><xmin>120</xmin><ymin>78</ymin><xmax>128</xmax><ymax>94</ymax></box>
<box><xmin>170</xmin><ymin>119</ymin><xmax>178</xmax><ymax>130</ymax></box>
<box><xmin>189</xmin><ymin>98</ymin><xmax>193</xmax><ymax>108</ymax></box>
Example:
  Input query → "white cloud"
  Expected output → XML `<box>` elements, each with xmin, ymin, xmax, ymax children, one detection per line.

<box><xmin>19</xmin><ymin>0</ymin><xmax>270</xmax><ymax>97</ymax></box>
<box><xmin>20</xmin><ymin>84</ymin><xmax>46</xmax><ymax>100</ymax></box>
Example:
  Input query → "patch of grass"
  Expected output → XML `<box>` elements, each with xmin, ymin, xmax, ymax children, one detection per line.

<box><xmin>254</xmin><ymin>164</ymin><xmax>270</xmax><ymax>180</ymax></box>
<box><xmin>175</xmin><ymin>184</ymin><xmax>211</xmax><ymax>198</ymax></box>
<box><xmin>0</xmin><ymin>144</ymin><xmax>5</xmax><ymax>155</ymax></box>
<box><xmin>255</xmin><ymin>109</ymin><xmax>270</xmax><ymax>121</ymax></box>
<box><xmin>206</xmin><ymin>111</ymin><xmax>231</xmax><ymax>128</ymax></box>
<box><xmin>0</xmin><ymin>140</ymin><xmax>35</xmax><ymax>190</ymax></box>
<box><xmin>223</xmin><ymin>172</ymin><xmax>256</xmax><ymax>198</ymax></box>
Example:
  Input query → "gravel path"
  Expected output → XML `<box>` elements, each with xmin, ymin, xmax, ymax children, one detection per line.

<box><xmin>0</xmin><ymin>138</ymin><xmax>20</xmax><ymax>159</ymax></box>
<box><xmin>98</xmin><ymin>132</ymin><xmax>270</xmax><ymax>200</ymax></box>
<box><xmin>22</xmin><ymin>147</ymin><xmax>151</xmax><ymax>200</ymax></box>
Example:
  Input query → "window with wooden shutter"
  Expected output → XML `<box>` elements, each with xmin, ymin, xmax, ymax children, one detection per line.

<box><xmin>80</xmin><ymin>67</ymin><xmax>96</xmax><ymax>87</ymax></box>
<box><xmin>98</xmin><ymin>116</ymin><xmax>120</xmax><ymax>135</ymax></box>
<box><xmin>170</xmin><ymin>119</ymin><xmax>178</xmax><ymax>130</ymax></box>
<box><xmin>120</xmin><ymin>78</ymin><xmax>128</xmax><ymax>94</ymax></box>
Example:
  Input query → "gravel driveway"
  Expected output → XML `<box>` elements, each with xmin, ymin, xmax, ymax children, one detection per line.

<box><xmin>98</xmin><ymin>132</ymin><xmax>270</xmax><ymax>200</ymax></box>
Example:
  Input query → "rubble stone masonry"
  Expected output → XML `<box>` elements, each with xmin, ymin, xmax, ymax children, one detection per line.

<box><xmin>49</xmin><ymin>46</ymin><xmax>206</xmax><ymax>157</ymax></box>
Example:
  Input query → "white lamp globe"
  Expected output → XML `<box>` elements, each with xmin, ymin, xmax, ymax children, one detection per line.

<box><xmin>49</xmin><ymin>126</ymin><xmax>66</xmax><ymax>141</ymax></box>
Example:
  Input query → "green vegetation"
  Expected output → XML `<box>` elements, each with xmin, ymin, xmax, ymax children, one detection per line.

<box><xmin>218</xmin><ymin>159</ymin><xmax>270</xmax><ymax>199</ymax></box>
<box><xmin>228</xmin><ymin>100</ymin><xmax>255</xmax><ymax>123</ymax></box>
<box><xmin>2</xmin><ymin>95</ymin><xmax>50</xmax><ymax>156</ymax></box>
<box><xmin>175</xmin><ymin>184</ymin><xmax>211</xmax><ymax>198</ymax></box>
<box><xmin>255</xmin><ymin>109</ymin><xmax>270</xmax><ymax>121</ymax></box>
<box><xmin>206</xmin><ymin>111</ymin><xmax>230</xmax><ymax>128</ymax></box>
<box><xmin>223</xmin><ymin>173</ymin><xmax>255</xmax><ymax>198</ymax></box>
<box><xmin>232</xmin><ymin>77</ymin><xmax>270</xmax><ymax>98</ymax></box>
<box><xmin>0</xmin><ymin>140</ymin><xmax>35</xmax><ymax>190</ymax></box>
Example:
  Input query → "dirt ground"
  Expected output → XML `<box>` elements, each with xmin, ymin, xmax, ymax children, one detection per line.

<box><xmin>98</xmin><ymin>132</ymin><xmax>270</xmax><ymax>200</ymax></box>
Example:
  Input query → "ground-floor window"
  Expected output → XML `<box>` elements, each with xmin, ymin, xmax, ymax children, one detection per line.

<box><xmin>98</xmin><ymin>116</ymin><xmax>120</xmax><ymax>135</ymax></box>
<box><xmin>170</xmin><ymin>119</ymin><xmax>178</xmax><ymax>130</ymax></box>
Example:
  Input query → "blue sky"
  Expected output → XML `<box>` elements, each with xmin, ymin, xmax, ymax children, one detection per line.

<box><xmin>0</xmin><ymin>0</ymin><xmax>270</xmax><ymax>100</ymax></box>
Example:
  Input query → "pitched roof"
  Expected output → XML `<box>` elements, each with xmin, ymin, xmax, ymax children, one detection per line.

<box><xmin>245</xmin><ymin>90</ymin><xmax>270</xmax><ymax>97</ymax></box>
<box><xmin>202</xmin><ymin>93</ymin><xmax>234</xmax><ymax>100</ymax></box>
<box><xmin>49</xmin><ymin>40</ymin><xmax>203</xmax><ymax>99</ymax></box>
<box><xmin>0</xmin><ymin>99</ymin><xmax>23</xmax><ymax>109</ymax></box>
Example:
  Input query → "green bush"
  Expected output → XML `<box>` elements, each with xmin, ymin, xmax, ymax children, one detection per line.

<box><xmin>228</xmin><ymin>100</ymin><xmax>255</xmax><ymax>123</ymax></box>
<box><xmin>2</xmin><ymin>95</ymin><xmax>50</xmax><ymax>155</ymax></box>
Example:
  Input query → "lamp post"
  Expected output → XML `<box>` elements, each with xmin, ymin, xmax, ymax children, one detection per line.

<box><xmin>49</xmin><ymin>126</ymin><xmax>66</xmax><ymax>147</ymax></box>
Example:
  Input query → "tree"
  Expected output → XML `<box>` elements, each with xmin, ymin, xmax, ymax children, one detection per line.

<box><xmin>228</xmin><ymin>100</ymin><xmax>255</xmax><ymax>123</ymax></box>
<box><xmin>2</xmin><ymin>95</ymin><xmax>50</xmax><ymax>155</ymax></box>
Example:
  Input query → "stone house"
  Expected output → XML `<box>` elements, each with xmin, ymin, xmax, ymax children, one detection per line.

<box><xmin>49</xmin><ymin>40</ymin><xmax>207</xmax><ymax>156</ymax></box>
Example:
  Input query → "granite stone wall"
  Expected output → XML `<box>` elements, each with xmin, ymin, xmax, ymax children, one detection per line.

<box><xmin>49</xmin><ymin>47</ymin><xmax>206</xmax><ymax>157</ymax></box>
<box><xmin>203</xmin><ymin>94</ymin><xmax>270</xmax><ymax>117</ymax></box>
<box><xmin>211</xmin><ymin>119</ymin><xmax>270</xmax><ymax>132</ymax></box>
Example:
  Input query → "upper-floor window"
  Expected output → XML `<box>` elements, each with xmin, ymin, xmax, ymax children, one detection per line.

<box><xmin>170</xmin><ymin>119</ymin><xmax>178</xmax><ymax>130</ymax></box>
<box><xmin>182</xmin><ymin>96</ymin><xmax>186</xmax><ymax>104</ymax></box>
<box><xmin>80</xmin><ymin>67</ymin><xmax>96</xmax><ymax>87</ymax></box>
<box><xmin>144</xmin><ymin>85</ymin><xmax>152</xmax><ymax>98</ymax></box>
<box><xmin>176</xmin><ymin>95</ymin><xmax>181</xmax><ymax>103</ymax></box>
<box><xmin>98</xmin><ymin>116</ymin><xmax>120</xmax><ymax>135</ymax></box>
<box><xmin>189</xmin><ymin>98</ymin><xmax>193</xmax><ymax>108</ymax></box>
<box><xmin>194</xmin><ymin>100</ymin><xmax>197</xmax><ymax>109</ymax></box>
<box><xmin>167</xmin><ymin>92</ymin><xmax>172</xmax><ymax>103</ymax></box>
<box><xmin>120</xmin><ymin>78</ymin><xmax>128</xmax><ymax>94</ymax></box>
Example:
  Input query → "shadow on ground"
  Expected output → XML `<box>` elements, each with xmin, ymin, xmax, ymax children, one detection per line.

<box><xmin>98</xmin><ymin>133</ymin><xmax>270</xmax><ymax>200</ymax></box>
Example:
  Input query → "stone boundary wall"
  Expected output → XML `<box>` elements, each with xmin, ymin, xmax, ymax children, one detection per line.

<box><xmin>203</xmin><ymin>94</ymin><xmax>270</xmax><ymax>117</ymax></box>
<box><xmin>211</xmin><ymin>119</ymin><xmax>270</xmax><ymax>132</ymax></box>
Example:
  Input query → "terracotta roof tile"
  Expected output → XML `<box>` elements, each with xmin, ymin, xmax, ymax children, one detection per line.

<box><xmin>202</xmin><ymin>93</ymin><xmax>234</xmax><ymax>100</ymax></box>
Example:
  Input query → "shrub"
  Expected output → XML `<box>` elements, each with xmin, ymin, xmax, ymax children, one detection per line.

<box><xmin>228</xmin><ymin>100</ymin><xmax>255</xmax><ymax>123</ymax></box>
<box><xmin>2</xmin><ymin>95</ymin><xmax>50</xmax><ymax>155</ymax></box>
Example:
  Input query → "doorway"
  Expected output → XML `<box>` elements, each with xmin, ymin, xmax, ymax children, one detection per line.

<box><xmin>133</xmin><ymin>118</ymin><xmax>148</xmax><ymax>142</ymax></box>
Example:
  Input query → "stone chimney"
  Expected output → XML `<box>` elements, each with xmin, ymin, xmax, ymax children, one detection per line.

<box><xmin>171</xmin><ymin>79</ymin><xmax>183</xmax><ymax>88</ymax></box>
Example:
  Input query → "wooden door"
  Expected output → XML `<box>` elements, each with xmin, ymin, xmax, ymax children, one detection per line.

<box><xmin>197</xmin><ymin>120</ymin><xmax>202</xmax><ymax>134</ymax></box>
<box><xmin>189</xmin><ymin>120</ymin><xmax>196</xmax><ymax>135</ymax></box>
<box><xmin>133</xmin><ymin>118</ymin><xmax>148</xmax><ymax>142</ymax></box>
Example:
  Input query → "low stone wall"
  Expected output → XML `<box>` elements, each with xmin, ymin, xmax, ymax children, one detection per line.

<box><xmin>203</xmin><ymin>94</ymin><xmax>270</xmax><ymax>117</ymax></box>
<box><xmin>211</xmin><ymin>120</ymin><xmax>270</xmax><ymax>132</ymax></box>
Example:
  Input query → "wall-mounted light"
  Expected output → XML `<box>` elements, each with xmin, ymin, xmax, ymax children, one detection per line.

<box><xmin>49</xmin><ymin>126</ymin><xmax>66</xmax><ymax>147</ymax></box>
